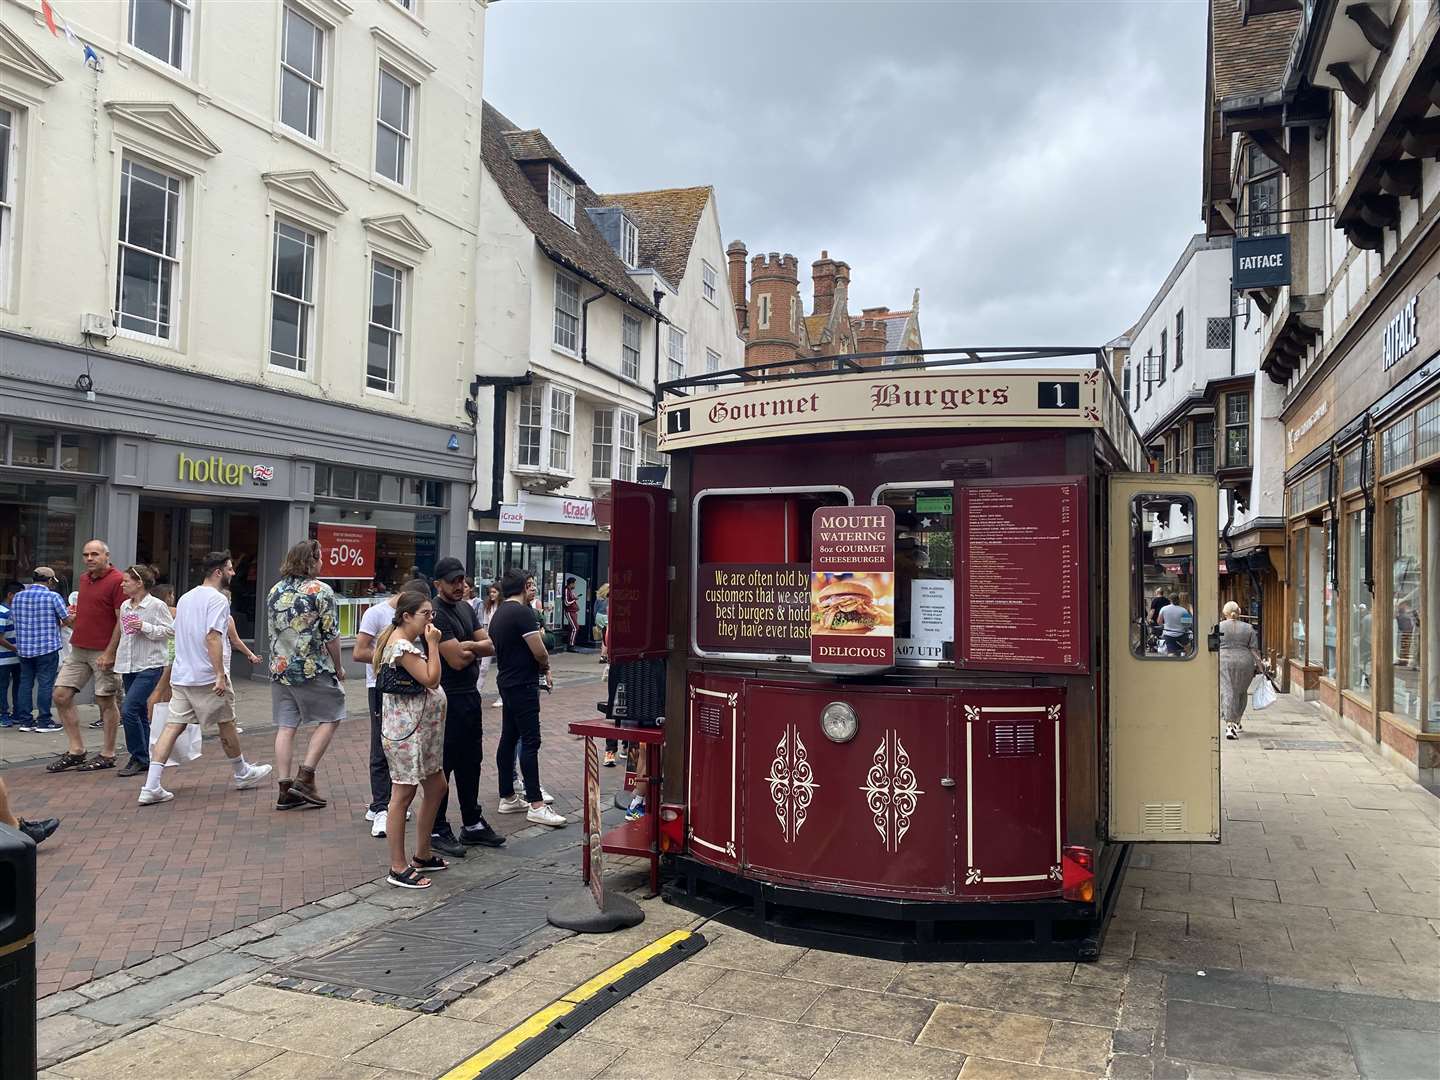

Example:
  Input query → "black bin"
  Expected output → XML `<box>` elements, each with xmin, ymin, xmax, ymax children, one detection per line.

<box><xmin>0</xmin><ymin>823</ymin><xmax>37</xmax><ymax>1080</ymax></box>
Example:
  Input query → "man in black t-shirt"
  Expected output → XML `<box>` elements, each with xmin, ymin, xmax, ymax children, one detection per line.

<box><xmin>428</xmin><ymin>557</ymin><xmax>503</xmax><ymax>854</ymax></box>
<box><xmin>491</xmin><ymin>568</ymin><xmax>565</xmax><ymax>827</ymax></box>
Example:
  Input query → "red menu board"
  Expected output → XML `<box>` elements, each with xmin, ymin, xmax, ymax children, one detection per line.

<box><xmin>957</xmin><ymin>479</ymin><xmax>1088</xmax><ymax>673</ymax></box>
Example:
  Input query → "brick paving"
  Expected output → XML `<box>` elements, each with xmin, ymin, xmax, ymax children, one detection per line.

<box><xmin>3</xmin><ymin>658</ymin><xmax>612</xmax><ymax>998</ymax></box>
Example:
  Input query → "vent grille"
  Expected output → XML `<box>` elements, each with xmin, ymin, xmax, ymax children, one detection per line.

<box><xmin>991</xmin><ymin>721</ymin><xmax>1038</xmax><ymax>757</ymax></box>
<box><xmin>1141</xmin><ymin>802</ymin><xmax>1186</xmax><ymax>834</ymax></box>
<box><xmin>696</xmin><ymin>700</ymin><xmax>723</xmax><ymax>739</ymax></box>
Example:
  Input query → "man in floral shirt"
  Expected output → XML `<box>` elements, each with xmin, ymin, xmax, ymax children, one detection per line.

<box><xmin>266</xmin><ymin>539</ymin><xmax>346</xmax><ymax>810</ymax></box>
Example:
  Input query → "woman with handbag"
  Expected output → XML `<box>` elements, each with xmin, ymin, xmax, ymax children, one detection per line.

<box><xmin>376</xmin><ymin>591</ymin><xmax>449</xmax><ymax>889</ymax></box>
<box><xmin>1219</xmin><ymin>601</ymin><xmax>1263</xmax><ymax>741</ymax></box>
<box><xmin>110</xmin><ymin>565</ymin><xmax>174</xmax><ymax>777</ymax></box>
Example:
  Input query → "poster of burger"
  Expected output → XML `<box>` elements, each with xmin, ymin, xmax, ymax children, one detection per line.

<box><xmin>810</xmin><ymin>505</ymin><xmax>896</xmax><ymax>667</ymax></box>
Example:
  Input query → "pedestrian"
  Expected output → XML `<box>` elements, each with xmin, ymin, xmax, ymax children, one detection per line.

<box><xmin>427</xmin><ymin>557</ymin><xmax>504</xmax><ymax>855</ymax></box>
<box><xmin>218</xmin><ymin>587</ymin><xmax>260</xmax><ymax>734</ymax></box>
<box><xmin>1158</xmin><ymin>595</ymin><xmax>1191</xmax><ymax>657</ymax></box>
<box><xmin>265</xmin><ymin>540</ymin><xmax>347</xmax><ymax>811</ymax></box>
<box><xmin>375</xmin><ymin>591</ymin><xmax>449</xmax><ymax>888</ymax></box>
<box><xmin>472</xmin><ymin>583</ymin><xmax>498</xmax><ymax>696</ymax></box>
<box><xmin>0</xmin><ymin>777</ymin><xmax>60</xmax><ymax>847</ymax></box>
<box><xmin>11</xmin><ymin>568</ymin><xmax>71</xmax><ymax>734</ymax></box>
<box><xmin>137</xmin><ymin>551</ymin><xmax>271</xmax><ymax>805</ymax></box>
<box><xmin>1149</xmin><ymin>586</ymin><xmax>1167</xmax><ymax>627</ymax></box>
<box><xmin>0</xmin><ymin>581</ymin><xmax>21</xmax><ymax>728</ymax></box>
<box><xmin>492</xmin><ymin>568</ymin><xmax>565</xmax><ymax>827</ymax></box>
<box><xmin>1219</xmin><ymin>601</ymin><xmax>1263</xmax><ymax>740</ymax></box>
<box><xmin>353</xmin><ymin>578</ymin><xmax>431</xmax><ymax>837</ymax></box>
<box><xmin>563</xmin><ymin>577</ymin><xmax>579</xmax><ymax>651</ymax></box>
<box><xmin>49</xmin><ymin>540</ymin><xmax>126</xmax><ymax>772</ymax></box>
<box><xmin>113</xmin><ymin>565</ymin><xmax>174</xmax><ymax>778</ymax></box>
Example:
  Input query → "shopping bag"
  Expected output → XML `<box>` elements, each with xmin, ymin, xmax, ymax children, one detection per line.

<box><xmin>1250</xmin><ymin>675</ymin><xmax>1277</xmax><ymax>711</ymax></box>
<box><xmin>148</xmin><ymin>703</ymin><xmax>203</xmax><ymax>766</ymax></box>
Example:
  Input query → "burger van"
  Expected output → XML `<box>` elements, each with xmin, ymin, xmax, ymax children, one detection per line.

<box><xmin>607</xmin><ymin>348</ymin><xmax>1220</xmax><ymax>959</ymax></box>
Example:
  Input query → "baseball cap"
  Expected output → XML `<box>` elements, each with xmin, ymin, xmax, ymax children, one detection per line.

<box><xmin>33</xmin><ymin>566</ymin><xmax>57</xmax><ymax>580</ymax></box>
<box><xmin>433</xmin><ymin>557</ymin><xmax>466</xmax><ymax>583</ymax></box>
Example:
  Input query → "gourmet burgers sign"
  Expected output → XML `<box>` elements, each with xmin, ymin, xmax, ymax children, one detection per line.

<box><xmin>810</xmin><ymin>506</ymin><xmax>895</xmax><ymax>667</ymax></box>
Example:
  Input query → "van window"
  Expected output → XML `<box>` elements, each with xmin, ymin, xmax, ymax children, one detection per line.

<box><xmin>1131</xmin><ymin>494</ymin><xmax>1196</xmax><ymax>659</ymax></box>
<box><xmin>878</xmin><ymin>485</ymin><xmax>955</xmax><ymax>663</ymax></box>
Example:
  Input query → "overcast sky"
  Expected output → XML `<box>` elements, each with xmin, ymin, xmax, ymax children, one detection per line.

<box><xmin>483</xmin><ymin>1</ymin><xmax>1205</xmax><ymax>349</ymax></box>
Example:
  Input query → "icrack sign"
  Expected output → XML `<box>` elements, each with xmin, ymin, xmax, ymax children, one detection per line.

<box><xmin>1232</xmin><ymin>234</ymin><xmax>1291</xmax><ymax>291</ymax></box>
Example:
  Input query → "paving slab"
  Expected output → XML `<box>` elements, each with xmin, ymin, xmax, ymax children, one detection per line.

<box><xmin>694</xmin><ymin>968</ymin><xmax>825</xmax><ymax>1022</ymax></box>
<box><xmin>956</xmin><ymin>1057</ymin><xmax>1096</xmax><ymax>1079</ymax></box>
<box><xmin>73</xmin><ymin>952</ymin><xmax>264</xmax><ymax>1025</ymax></box>
<box><xmin>347</xmin><ymin>1014</ymin><xmax>505</xmax><ymax>1076</ymax></box>
<box><xmin>240</xmin><ymin>900</ymin><xmax>398</xmax><ymax>959</ymax></box>
<box><xmin>584</xmin><ymin>996</ymin><xmax>731</xmax><ymax>1056</ymax></box>
<box><xmin>1345</xmin><ymin>1022</ymin><xmax>1440</xmax><ymax>1080</ymax></box>
<box><xmin>799</xmin><ymin>984</ymin><xmax>937</xmax><ymax>1041</ymax></box>
<box><xmin>57</xmin><ymin>1023</ymin><xmax>283</xmax><ymax>1079</ymax></box>
<box><xmin>782</xmin><ymin>947</ymin><xmax>904</xmax><ymax>991</ymax></box>
<box><xmin>812</xmin><ymin>1031</ymin><xmax>966</xmax><ymax>1080</ymax></box>
<box><xmin>918</xmin><ymin>1002</ymin><xmax>1053</xmax><ymax>1063</ymax></box>
<box><xmin>1163</xmin><ymin>999</ymin><xmax>1357</xmax><ymax>1077</ymax></box>
<box><xmin>692</xmin><ymin>1014</ymin><xmax>842</xmax><ymax>1079</ymax></box>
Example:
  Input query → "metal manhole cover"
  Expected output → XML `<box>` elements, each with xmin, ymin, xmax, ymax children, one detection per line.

<box><xmin>1259</xmin><ymin>739</ymin><xmax>1358</xmax><ymax>751</ymax></box>
<box><xmin>400</xmin><ymin>897</ymin><xmax>549</xmax><ymax>950</ymax></box>
<box><xmin>481</xmin><ymin>873</ymin><xmax>576</xmax><ymax>905</ymax></box>
<box><xmin>284</xmin><ymin>931</ymin><xmax>497</xmax><ymax>996</ymax></box>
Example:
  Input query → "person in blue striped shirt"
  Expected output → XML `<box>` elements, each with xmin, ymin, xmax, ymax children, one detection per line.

<box><xmin>0</xmin><ymin>582</ymin><xmax>21</xmax><ymax>727</ymax></box>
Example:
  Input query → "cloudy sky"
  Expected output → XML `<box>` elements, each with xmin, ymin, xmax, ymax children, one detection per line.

<box><xmin>484</xmin><ymin>1</ymin><xmax>1205</xmax><ymax>349</ymax></box>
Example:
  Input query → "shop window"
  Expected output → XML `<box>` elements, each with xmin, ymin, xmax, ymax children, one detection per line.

<box><xmin>1291</xmin><ymin>529</ymin><xmax>1307</xmax><ymax>662</ymax></box>
<box><xmin>1389</xmin><ymin>492</ymin><xmax>1422</xmax><ymax>722</ymax></box>
<box><xmin>1345</xmin><ymin>507</ymin><xmax>1372</xmax><ymax>699</ymax></box>
<box><xmin>1323</xmin><ymin>523</ymin><xmax>1337</xmax><ymax>679</ymax></box>
<box><xmin>698</xmin><ymin>490</ymin><xmax>848</xmax><ymax>564</ymax></box>
<box><xmin>330</xmin><ymin>466</ymin><xmax>356</xmax><ymax>499</ymax></box>
<box><xmin>1306</xmin><ymin>527</ymin><xmax>1325</xmax><ymax>668</ymax></box>
<box><xmin>115</xmin><ymin>156</ymin><xmax>183</xmax><ymax>342</ymax></box>
<box><xmin>1382</xmin><ymin>416</ymin><xmax>1414</xmax><ymax>476</ymax></box>
<box><xmin>1341</xmin><ymin>445</ymin><xmax>1364</xmax><ymax>492</ymax></box>
<box><xmin>1427</xmin><ymin>488</ymin><xmax>1440</xmax><ymax>733</ymax></box>
<box><xmin>422</xmin><ymin>480</ymin><xmax>445</xmax><ymax>507</ymax></box>
<box><xmin>313</xmin><ymin>463</ymin><xmax>330</xmax><ymax>496</ymax></box>
<box><xmin>10</xmin><ymin>427</ymin><xmax>56</xmax><ymax>468</ymax></box>
<box><xmin>1130</xmin><ymin>494</ymin><xmax>1196</xmax><ymax>659</ymax></box>
<box><xmin>1224</xmin><ymin>392</ymin><xmax>1251</xmax><ymax>468</ymax></box>
<box><xmin>1417</xmin><ymin>398</ymin><xmax>1440</xmax><ymax>464</ymax></box>
<box><xmin>357</xmin><ymin>470</ymin><xmax>382</xmax><ymax>502</ymax></box>
<box><xmin>310</xmin><ymin>503</ymin><xmax>438</xmax><ymax>600</ymax></box>
<box><xmin>1193</xmin><ymin>418</ymin><xmax>1215</xmax><ymax>475</ymax></box>
<box><xmin>59</xmin><ymin>433</ymin><xmax>101</xmax><ymax>473</ymax></box>
<box><xmin>878</xmin><ymin>485</ymin><xmax>955</xmax><ymax>664</ymax></box>
<box><xmin>0</xmin><ymin>479</ymin><xmax>94</xmax><ymax>588</ymax></box>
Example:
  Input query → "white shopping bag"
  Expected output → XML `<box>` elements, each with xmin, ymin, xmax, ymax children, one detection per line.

<box><xmin>1250</xmin><ymin>675</ymin><xmax>1277</xmax><ymax>711</ymax></box>
<box><xmin>148</xmin><ymin>702</ymin><xmax>203</xmax><ymax>766</ymax></box>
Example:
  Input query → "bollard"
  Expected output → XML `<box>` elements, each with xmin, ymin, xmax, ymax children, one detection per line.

<box><xmin>0</xmin><ymin>823</ymin><xmax>38</xmax><ymax>1080</ymax></box>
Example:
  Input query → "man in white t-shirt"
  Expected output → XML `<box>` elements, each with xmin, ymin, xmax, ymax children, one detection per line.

<box><xmin>352</xmin><ymin>577</ymin><xmax>431</xmax><ymax>837</ymax></box>
<box><xmin>138</xmin><ymin>550</ymin><xmax>272</xmax><ymax>805</ymax></box>
<box><xmin>1158</xmin><ymin>597</ymin><xmax>1192</xmax><ymax>656</ymax></box>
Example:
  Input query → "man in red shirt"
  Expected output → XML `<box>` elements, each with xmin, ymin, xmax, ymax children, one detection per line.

<box><xmin>48</xmin><ymin>539</ymin><xmax>126</xmax><ymax>772</ymax></box>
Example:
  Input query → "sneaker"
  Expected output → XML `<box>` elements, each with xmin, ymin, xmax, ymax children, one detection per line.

<box><xmin>234</xmin><ymin>763</ymin><xmax>273</xmax><ymax>790</ymax></box>
<box><xmin>1225</xmin><ymin>723</ymin><xmax>1240</xmax><ymax>741</ymax></box>
<box><xmin>497</xmin><ymin>794</ymin><xmax>528</xmax><ymax>814</ymax></box>
<box><xmin>527</xmin><ymin>804</ymin><xmax>566</xmax><ymax>828</ymax></box>
<box><xmin>88</xmin><ymin>718</ymin><xmax>104</xmax><ymax>729</ymax></box>
<box><xmin>460</xmin><ymin>822</ymin><xmax>506</xmax><ymax>848</ymax></box>
<box><xmin>138</xmin><ymin>786</ymin><xmax>174</xmax><ymax>806</ymax></box>
<box><xmin>430</xmin><ymin>833</ymin><xmax>466</xmax><ymax>858</ymax></box>
<box><xmin>117</xmin><ymin>756</ymin><xmax>148</xmax><ymax>778</ymax></box>
<box><xmin>32</xmin><ymin>720</ymin><xmax>62</xmax><ymax>733</ymax></box>
<box><xmin>366</xmin><ymin>808</ymin><xmax>410</xmax><ymax>822</ymax></box>
<box><xmin>371</xmin><ymin>815</ymin><xmax>387</xmax><ymax>838</ymax></box>
<box><xmin>18</xmin><ymin>817</ymin><xmax>60</xmax><ymax>845</ymax></box>
<box><xmin>625</xmin><ymin>794</ymin><xmax>645</xmax><ymax>821</ymax></box>
<box><xmin>234</xmin><ymin>726</ymin><xmax>245</xmax><ymax>735</ymax></box>
<box><xmin>16</xmin><ymin>720</ymin><xmax>35</xmax><ymax>732</ymax></box>
<box><xmin>603</xmin><ymin>751</ymin><xmax>617</xmax><ymax>767</ymax></box>
<box><xmin>491</xmin><ymin>698</ymin><xmax>503</xmax><ymax>708</ymax></box>
<box><xmin>0</xmin><ymin>716</ymin><xmax>14</xmax><ymax>729</ymax></box>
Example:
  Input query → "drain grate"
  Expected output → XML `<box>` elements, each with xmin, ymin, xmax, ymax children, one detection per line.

<box><xmin>1259</xmin><ymin>739</ymin><xmax>1358</xmax><ymax>752</ymax></box>
<box><xmin>284</xmin><ymin>930</ymin><xmax>493</xmax><ymax>997</ymax></box>
<box><xmin>481</xmin><ymin>873</ymin><xmax>578</xmax><ymax>905</ymax></box>
<box><xmin>401</xmin><ymin>897</ymin><xmax>549</xmax><ymax>951</ymax></box>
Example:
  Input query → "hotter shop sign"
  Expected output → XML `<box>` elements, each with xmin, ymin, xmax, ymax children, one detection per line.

<box><xmin>177</xmin><ymin>450</ymin><xmax>275</xmax><ymax>487</ymax></box>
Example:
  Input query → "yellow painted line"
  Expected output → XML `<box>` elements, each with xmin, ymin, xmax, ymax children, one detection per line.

<box><xmin>435</xmin><ymin>928</ymin><xmax>696</xmax><ymax>1080</ymax></box>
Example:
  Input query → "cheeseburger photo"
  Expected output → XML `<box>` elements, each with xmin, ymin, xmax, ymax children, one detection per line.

<box><xmin>815</xmin><ymin>579</ymin><xmax>884</xmax><ymax>634</ymax></box>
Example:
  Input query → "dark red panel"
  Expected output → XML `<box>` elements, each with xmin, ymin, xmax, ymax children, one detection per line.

<box><xmin>609</xmin><ymin>480</ymin><xmax>669</xmax><ymax>662</ymax></box>
<box><xmin>956</xmin><ymin>478</ymin><xmax>1089</xmax><ymax>673</ymax></box>
<box><xmin>698</xmin><ymin>495</ymin><xmax>791</xmax><ymax>563</ymax></box>
<box><xmin>685</xmin><ymin>673</ymin><xmax>743</xmax><ymax>871</ymax></box>
<box><xmin>741</xmin><ymin>683</ymin><xmax>954</xmax><ymax>898</ymax></box>
<box><xmin>956</xmin><ymin>688</ymin><xmax>1065</xmax><ymax>900</ymax></box>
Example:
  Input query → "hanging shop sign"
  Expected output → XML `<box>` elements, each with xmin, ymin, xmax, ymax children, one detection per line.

<box><xmin>1232</xmin><ymin>234</ymin><xmax>1291</xmax><ymax>291</ymax></box>
<box><xmin>810</xmin><ymin>506</ymin><xmax>895</xmax><ymax>667</ymax></box>
<box><xmin>314</xmin><ymin>523</ymin><xmax>376</xmax><ymax>580</ymax></box>
<box><xmin>498</xmin><ymin>504</ymin><xmax>526</xmax><ymax>532</ymax></box>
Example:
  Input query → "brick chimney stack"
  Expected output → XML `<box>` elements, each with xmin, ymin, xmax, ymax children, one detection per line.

<box><xmin>727</xmin><ymin>239</ymin><xmax>748</xmax><ymax>335</ymax></box>
<box><xmin>812</xmin><ymin>251</ymin><xmax>838</xmax><ymax>317</ymax></box>
<box><xmin>745</xmin><ymin>252</ymin><xmax>801</xmax><ymax>369</ymax></box>
<box><xmin>853</xmin><ymin>317</ymin><xmax>889</xmax><ymax>366</ymax></box>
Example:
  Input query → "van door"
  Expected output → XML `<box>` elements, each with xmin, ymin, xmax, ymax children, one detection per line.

<box><xmin>1108</xmin><ymin>475</ymin><xmax>1220</xmax><ymax>842</ymax></box>
<box><xmin>608</xmin><ymin>480</ymin><xmax>671</xmax><ymax>663</ymax></box>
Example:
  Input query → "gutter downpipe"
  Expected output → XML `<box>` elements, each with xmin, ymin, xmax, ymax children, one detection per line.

<box><xmin>652</xmin><ymin>288</ymin><xmax>665</xmax><ymax>415</ymax></box>
<box><xmin>473</xmin><ymin>373</ymin><xmax>534</xmax><ymax>516</ymax></box>
<box><xmin>579</xmin><ymin>288</ymin><xmax>605</xmax><ymax>362</ymax></box>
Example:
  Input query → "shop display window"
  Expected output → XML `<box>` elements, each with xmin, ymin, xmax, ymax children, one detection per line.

<box><xmin>1306</xmin><ymin>527</ymin><xmax>1325</xmax><ymax>668</ymax></box>
<box><xmin>0</xmin><ymin>480</ymin><xmax>94</xmax><ymax>589</ymax></box>
<box><xmin>1291</xmin><ymin>529</ymin><xmax>1307</xmax><ymax>662</ymax></box>
<box><xmin>1323</xmin><ymin>523</ymin><xmax>1337</xmax><ymax>679</ymax></box>
<box><xmin>310</xmin><ymin>504</ymin><xmax>439</xmax><ymax>604</ymax></box>
<box><xmin>1427</xmin><ymin>488</ymin><xmax>1439</xmax><ymax>733</ymax></box>
<box><xmin>1345</xmin><ymin>508</ymin><xmax>1372</xmax><ymax>699</ymax></box>
<box><xmin>1389</xmin><ymin>492</ymin><xmax>1422</xmax><ymax>722</ymax></box>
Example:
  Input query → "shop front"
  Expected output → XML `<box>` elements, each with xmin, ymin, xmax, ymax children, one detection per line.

<box><xmin>1282</xmin><ymin>246</ymin><xmax>1440</xmax><ymax>782</ymax></box>
<box><xmin>471</xmin><ymin>491</ymin><xmax>606</xmax><ymax>647</ymax></box>
<box><xmin>0</xmin><ymin>425</ymin><xmax>104</xmax><ymax>594</ymax></box>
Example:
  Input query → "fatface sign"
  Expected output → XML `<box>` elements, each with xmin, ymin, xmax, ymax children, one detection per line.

<box><xmin>1382</xmin><ymin>295</ymin><xmax>1419</xmax><ymax>370</ymax></box>
<box><xmin>315</xmin><ymin>523</ymin><xmax>376</xmax><ymax>580</ymax></box>
<box><xmin>810</xmin><ymin>506</ymin><xmax>895</xmax><ymax>667</ymax></box>
<box><xmin>1232</xmin><ymin>234</ymin><xmax>1291</xmax><ymax>290</ymax></box>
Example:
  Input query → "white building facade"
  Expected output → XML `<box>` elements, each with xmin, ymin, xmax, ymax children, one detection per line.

<box><xmin>0</xmin><ymin>0</ymin><xmax>488</xmax><ymax>658</ymax></box>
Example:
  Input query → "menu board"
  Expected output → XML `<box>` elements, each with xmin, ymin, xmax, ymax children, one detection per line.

<box><xmin>957</xmin><ymin>479</ymin><xmax>1088</xmax><ymax>673</ymax></box>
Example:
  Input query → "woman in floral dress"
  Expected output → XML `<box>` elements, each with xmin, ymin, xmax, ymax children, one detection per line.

<box><xmin>375</xmin><ymin>592</ymin><xmax>448</xmax><ymax>889</ymax></box>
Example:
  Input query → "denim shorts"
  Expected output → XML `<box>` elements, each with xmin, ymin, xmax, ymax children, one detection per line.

<box><xmin>271</xmin><ymin>677</ymin><xmax>347</xmax><ymax>728</ymax></box>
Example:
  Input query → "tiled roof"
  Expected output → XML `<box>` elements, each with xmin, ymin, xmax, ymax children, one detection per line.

<box><xmin>883</xmin><ymin>315</ymin><xmax>909</xmax><ymax>351</ymax></box>
<box><xmin>1211</xmin><ymin>1</ymin><xmax>1299</xmax><ymax>102</ymax></box>
<box><xmin>598</xmin><ymin>186</ymin><xmax>711</xmax><ymax>287</ymax></box>
<box><xmin>501</xmin><ymin>129</ymin><xmax>585</xmax><ymax>185</ymax></box>
<box><xmin>482</xmin><ymin>102</ymin><xmax>659</xmax><ymax>316</ymax></box>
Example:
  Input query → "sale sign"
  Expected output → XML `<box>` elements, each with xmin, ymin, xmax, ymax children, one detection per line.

<box><xmin>810</xmin><ymin>506</ymin><xmax>895</xmax><ymax>667</ymax></box>
<box><xmin>315</xmin><ymin>523</ymin><xmax>376</xmax><ymax>580</ymax></box>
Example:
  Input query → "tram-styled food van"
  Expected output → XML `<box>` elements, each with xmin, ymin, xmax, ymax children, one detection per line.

<box><xmin>607</xmin><ymin>350</ymin><xmax>1220</xmax><ymax>960</ymax></box>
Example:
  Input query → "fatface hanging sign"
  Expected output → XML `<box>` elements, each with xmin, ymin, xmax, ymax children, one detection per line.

<box><xmin>810</xmin><ymin>506</ymin><xmax>896</xmax><ymax>667</ymax></box>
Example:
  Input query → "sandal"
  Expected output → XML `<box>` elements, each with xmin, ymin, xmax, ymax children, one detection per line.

<box><xmin>387</xmin><ymin>866</ymin><xmax>431</xmax><ymax>890</ymax></box>
<box><xmin>411</xmin><ymin>853</ymin><xmax>449</xmax><ymax>872</ymax></box>
<box><xmin>46</xmin><ymin>751</ymin><xmax>89</xmax><ymax>773</ymax></box>
<box><xmin>77</xmin><ymin>755</ymin><xmax>116</xmax><ymax>771</ymax></box>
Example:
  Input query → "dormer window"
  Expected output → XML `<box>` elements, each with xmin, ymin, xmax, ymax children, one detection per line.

<box><xmin>548</xmin><ymin>167</ymin><xmax>575</xmax><ymax>227</ymax></box>
<box><xmin>621</xmin><ymin>216</ymin><xmax>639</xmax><ymax>269</ymax></box>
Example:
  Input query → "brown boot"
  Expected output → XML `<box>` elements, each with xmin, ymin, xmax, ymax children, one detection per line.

<box><xmin>290</xmin><ymin>764</ymin><xmax>327</xmax><ymax>807</ymax></box>
<box><xmin>275</xmin><ymin>779</ymin><xmax>308</xmax><ymax>811</ymax></box>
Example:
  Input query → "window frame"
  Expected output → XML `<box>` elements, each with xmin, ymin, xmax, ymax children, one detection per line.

<box><xmin>701</xmin><ymin>260</ymin><xmax>719</xmax><ymax>305</ymax></box>
<box><xmin>591</xmin><ymin>407</ymin><xmax>613</xmax><ymax>481</ymax></box>
<box><xmin>128</xmin><ymin>0</ymin><xmax>191</xmax><ymax>72</ymax></box>
<box><xmin>278</xmin><ymin>4</ymin><xmax>326</xmax><ymax>142</ymax></box>
<box><xmin>758</xmin><ymin>293</ymin><xmax>771</xmax><ymax>329</ymax></box>
<box><xmin>547</xmin><ymin>384</ymin><xmax>573</xmax><ymax>473</ymax></box>
<box><xmin>114</xmin><ymin>154</ymin><xmax>185</xmax><ymax>346</ymax></box>
<box><xmin>1158</xmin><ymin>329</ymin><xmax>1168</xmax><ymax>386</ymax></box>
<box><xmin>374</xmin><ymin>65</ymin><xmax>415</xmax><ymax>188</ymax></box>
<box><xmin>1174</xmin><ymin>309</ymin><xmax>1184</xmax><ymax>370</ymax></box>
<box><xmin>268</xmin><ymin>216</ymin><xmax>318</xmax><ymax>376</ymax></box>
<box><xmin>1206</xmin><ymin>316</ymin><xmax>1232</xmax><ymax>351</ymax></box>
<box><xmin>872</xmin><ymin>480</ymin><xmax>958</xmax><ymax>668</ymax></box>
<box><xmin>1129</xmin><ymin>491</ymin><xmax>1199</xmax><ymax>662</ymax></box>
<box><xmin>666</xmin><ymin>325</ymin><xmax>687</xmax><ymax>382</ymax></box>
<box><xmin>1192</xmin><ymin>416</ymin><xmax>1215</xmax><ymax>475</ymax></box>
<box><xmin>365</xmin><ymin>256</ymin><xmax>406</xmax><ymax>397</ymax></box>
<box><xmin>620</xmin><ymin>216</ymin><xmax>639</xmax><ymax>269</ymax></box>
<box><xmin>516</xmin><ymin>383</ymin><xmax>543</xmax><ymax>468</ymax></box>
<box><xmin>547</xmin><ymin>166</ymin><xmax>576</xmax><ymax>227</ymax></box>
<box><xmin>553</xmin><ymin>270</ymin><xmax>580</xmax><ymax>355</ymax></box>
<box><xmin>1223</xmin><ymin>390</ymin><xmax>1252</xmax><ymax>469</ymax></box>
<box><xmin>621</xmin><ymin>313</ymin><xmax>641</xmax><ymax>380</ymax></box>
<box><xmin>0</xmin><ymin>106</ymin><xmax>15</xmax><ymax>306</ymax></box>
<box><xmin>1245</xmin><ymin>142</ymin><xmax>1282</xmax><ymax>237</ymax></box>
<box><xmin>617</xmin><ymin>409</ymin><xmax>638</xmax><ymax>482</ymax></box>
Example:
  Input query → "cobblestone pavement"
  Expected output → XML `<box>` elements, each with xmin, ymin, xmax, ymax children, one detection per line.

<box><xmin>2</xmin><ymin>653</ymin><xmax>614</xmax><ymax>997</ymax></box>
<box><xmin>29</xmin><ymin>690</ymin><xmax>1440</xmax><ymax>1080</ymax></box>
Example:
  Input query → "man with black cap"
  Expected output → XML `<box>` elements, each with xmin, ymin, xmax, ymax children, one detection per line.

<box><xmin>427</xmin><ymin>557</ymin><xmax>504</xmax><ymax>856</ymax></box>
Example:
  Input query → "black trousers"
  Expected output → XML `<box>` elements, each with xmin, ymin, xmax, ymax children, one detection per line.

<box><xmin>433</xmin><ymin>690</ymin><xmax>484</xmax><ymax>834</ymax></box>
<box><xmin>367</xmin><ymin>687</ymin><xmax>391</xmax><ymax>814</ymax></box>
<box><xmin>496</xmin><ymin>683</ymin><xmax>542</xmax><ymax>803</ymax></box>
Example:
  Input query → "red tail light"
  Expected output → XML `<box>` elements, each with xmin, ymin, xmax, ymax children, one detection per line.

<box><xmin>658</xmin><ymin>804</ymin><xmax>685</xmax><ymax>853</ymax></box>
<box><xmin>1061</xmin><ymin>844</ymin><xmax>1095</xmax><ymax>904</ymax></box>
